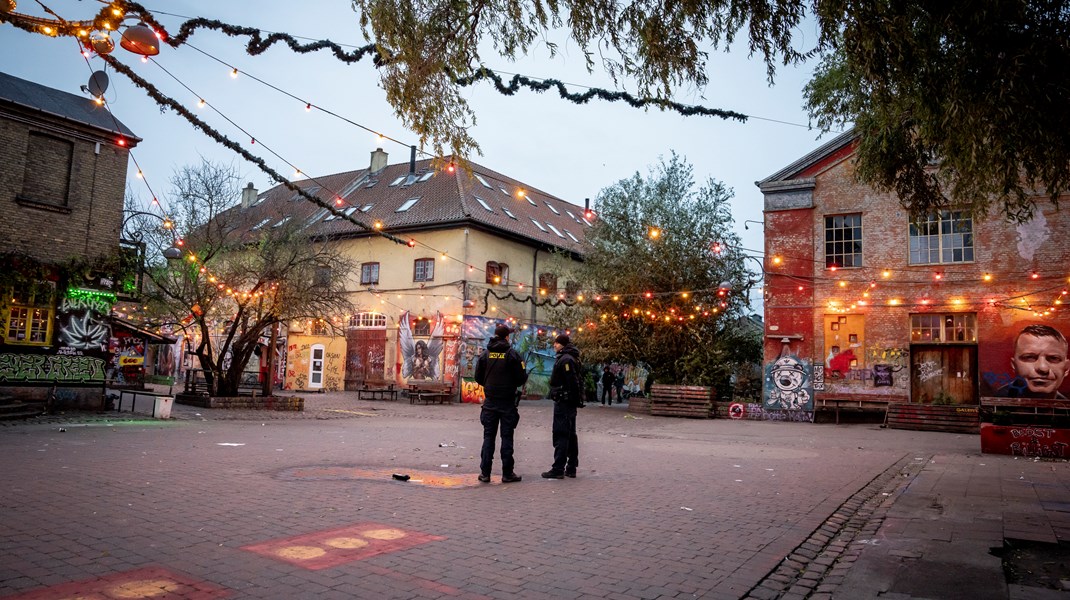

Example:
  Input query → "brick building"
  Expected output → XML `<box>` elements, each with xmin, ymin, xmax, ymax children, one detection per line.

<box><xmin>0</xmin><ymin>71</ymin><xmax>140</xmax><ymax>411</ymax></box>
<box><xmin>758</xmin><ymin>131</ymin><xmax>1070</xmax><ymax>417</ymax></box>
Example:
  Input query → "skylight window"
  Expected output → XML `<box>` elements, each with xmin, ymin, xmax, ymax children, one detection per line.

<box><xmin>526</xmin><ymin>196</ymin><xmax>536</xmax><ymax>206</ymax></box>
<box><xmin>565</xmin><ymin>210</ymin><xmax>578</xmax><ymax>221</ymax></box>
<box><xmin>396</xmin><ymin>197</ymin><xmax>420</xmax><ymax>212</ymax></box>
<box><xmin>474</xmin><ymin>173</ymin><xmax>492</xmax><ymax>188</ymax></box>
<box><xmin>500</xmin><ymin>187</ymin><xmax>509</xmax><ymax>196</ymax></box>
<box><xmin>272</xmin><ymin>216</ymin><xmax>292</xmax><ymax>228</ymax></box>
<box><xmin>545</xmin><ymin>202</ymin><xmax>560</xmax><ymax>215</ymax></box>
<box><xmin>502</xmin><ymin>206</ymin><xmax>518</xmax><ymax>220</ymax></box>
<box><xmin>339</xmin><ymin>177</ymin><xmax>366</xmax><ymax>198</ymax></box>
<box><xmin>582</xmin><ymin>217</ymin><xmax>593</xmax><ymax>227</ymax></box>
<box><xmin>308</xmin><ymin>208</ymin><xmax>329</xmax><ymax>223</ymax></box>
<box><xmin>252</xmin><ymin>217</ymin><xmax>272</xmax><ymax>229</ymax></box>
<box><xmin>389</xmin><ymin>176</ymin><xmax>406</xmax><ymax>186</ymax></box>
<box><xmin>360</xmin><ymin>204</ymin><xmax>373</xmax><ymax>212</ymax></box>
<box><xmin>418</xmin><ymin>171</ymin><xmax>434</xmax><ymax>182</ymax></box>
<box><xmin>564</xmin><ymin>229</ymin><xmax>579</xmax><ymax>242</ymax></box>
<box><xmin>324</xmin><ymin>206</ymin><xmax>359</xmax><ymax>221</ymax></box>
<box><xmin>290</xmin><ymin>186</ymin><xmax>320</xmax><ymax>201</ymax></box>
<box><xmin>547</xmin><ymin>223</ymin><xmax>566</xmax><ymax>238</ymax></box>
<box><xmin>530</xmin><ymin>219</ymin><xmax>547</xmax><ymax>232</ymax></box>
<box><xmin>475</xmin><ymin>196</ymin><xmax>493</xmax><ymax>212</ymax></box>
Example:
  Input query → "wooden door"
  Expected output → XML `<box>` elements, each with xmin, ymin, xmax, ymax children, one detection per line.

<box><xmin>910</xmin><ymin>344</ymin><xmax>977</xmax><ymax>404</ymax></box>
<box><xmin>345</xmin><ymin>328</ymin><xmax>387</xmax><ymax>390</ymax></box>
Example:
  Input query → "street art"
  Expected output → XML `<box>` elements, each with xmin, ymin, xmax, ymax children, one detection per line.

<box><xmin>812</xmin><ymin>365</ymin><xmax>825</xmax><ymax>391</ymax></box>
<box><xmin>728</xmin><ymin>402</ymin><xmax>745</xmax><ymax>419</ymax></box>
<box><xmin>915</xmin><ymin>361</ymin><xmax>943</xmax><ymax>383</ymax></box>
<box><xmin>461</xmin><ymin>378</ymin><xmax>485</xmax><ymax>404</ymax></box>
<box><xmin>0</xmin><ymin>353</ymin><xmax>106</xmax><ymax>383</ymax></box>
<box><xmin>59</xmin><ymin>294</ymin><xmax>113</xmax><ymax>316</ymax></box>
<box><xmin>764</xmin><ymin>354</ymin><xmax>813</xmax><ymax>411</ymax></box>
<box><xmin>865</xmin><ymin>346</ymin><xmax>909</xmax><ymax>371</ymax></box>
<box><xmin>738</xmin><ymin>402</ymin><xmax>814</xmax><ymax>422</ymax></box>
<box><xmin>873</xmin><ymin>364</ymin><xmax>894</xmax><ymax>387</ymax></box>
<box><xmin>398</xmin><ymin>311</ymin><xmax>443</xmax><ymax>381</ymax></box>
<box><xmin>58</xmin><ymin>312</ymin><xmax>111</xmax><ymax>350</ymax></box>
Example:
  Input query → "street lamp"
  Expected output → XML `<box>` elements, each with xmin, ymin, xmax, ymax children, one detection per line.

<box><xmin>122</xmin><ymin>210</ymin><xmax>183</xmax><ymax>260</ymax></box>
<box><xmin>744</xmin><ymin>219</ymin><xmax>765</xmax><ymax>230</ymax></box>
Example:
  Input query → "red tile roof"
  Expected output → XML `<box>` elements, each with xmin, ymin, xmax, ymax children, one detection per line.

<box><xmin>224</xmin><ymin>156</ymin><xmax>590</xmax><ymax>254</ymax></box>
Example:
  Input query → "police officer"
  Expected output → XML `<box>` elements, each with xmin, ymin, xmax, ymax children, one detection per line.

<box><xmin>542</xmin><ymin>334</ymin><xmax>581</xmax><ymax>479</ymax></box>
<box><xmin>474</xmin><ymin>324</ymin><xmax>528</xmax><ymax>483</ymax></box>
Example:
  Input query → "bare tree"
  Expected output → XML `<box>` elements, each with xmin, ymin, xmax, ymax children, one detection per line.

<box><xmin>128</xmin><ymin>160</ymin><xmax>356</xmax><ymax>396</ymax></box>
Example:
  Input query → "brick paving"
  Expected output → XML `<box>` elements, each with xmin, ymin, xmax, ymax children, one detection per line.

<box><xmin>1</xmin><ymin>392</ymin><xmax>1066</xmax><ymax>599</ymax></box>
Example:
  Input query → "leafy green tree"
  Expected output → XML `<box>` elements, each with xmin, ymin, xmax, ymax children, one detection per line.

<box><xmin>355</xmin><ymin>0</ymin><xmax>1070</xmax><ymax>221</ymax></box>
<box><xmin>126</xmin><ymin>161</ymin><xmax>356</xmax><ymax>396</ymax></box>
<box><xmin>549</xmin><ymin>153</ymin><xmax>761</xmax><ymax>387</ymax></box>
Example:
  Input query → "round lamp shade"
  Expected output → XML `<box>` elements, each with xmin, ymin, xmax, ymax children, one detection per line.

<box><xmin>120</xmin><ymin>22</ymin><xmax>159</xmax><ymax>56</ymax></box>
<box><xmin>88</xmin><ymin>31</ymin><xmax>115</xmax><ymax>55</ymax></box>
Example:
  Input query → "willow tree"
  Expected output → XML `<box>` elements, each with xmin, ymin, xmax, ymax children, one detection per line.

<box><xmin>355</xmin><ymin>0</ymin><xmax>1070</xmax><ymax>222</ymax></box>
<box><xmin>126</xmin><ymin>161</ymin><xmax>356</xmax><ymax>396</ymax></box>
<box><xmin>550</xmin><ymin>153</ymin><xmax>761</xmax><ymax>388</ymax></box>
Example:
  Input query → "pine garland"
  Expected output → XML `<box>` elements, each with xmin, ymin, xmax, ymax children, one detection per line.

<box><xmin>480</xmin><ymin>288</ymin><xmax>578</xmax><ymax>315</ymax></box>
<box><xmin>98</xmin><ymin>53</ymin><xmax>407</xmax><ymax>245</ymax></box>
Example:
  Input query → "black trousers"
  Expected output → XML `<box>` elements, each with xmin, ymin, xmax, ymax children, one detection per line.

<box><xmin>480</xmin><ymin>406</ymin><xmax>520</xmax><ymax>476</ymax></box>
<box><xmin>550</xmin><ymin>401</ymin><xmax>578</xmax><ymax>474</ymax></box>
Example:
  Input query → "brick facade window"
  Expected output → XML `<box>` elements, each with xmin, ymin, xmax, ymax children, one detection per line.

<box><xmin>21</xmin><ymin>132</ymin><xmax>73</xmax><ymax>207</ymax></box>
<box><xmin>4</xmin><ymin>282</ymin><xmax>55</xmax><ymax>345</ymax></box>
<box><xmin>413</xmin><ymin>318</ymin><xmax>431</xmax><ymax>337</ymax></box>
<box><xmin>910</xmin><ymin>313</ymin><xmax>977</xmax><ymax>343</ymax></box>
<box><xmin>310</xmin><ymin>320</ymin><xmax>328</xmax><ymax>336</ymax></box>
<box><xmin>414</xmin><ymin>258</ymin><xmax>434</xmax><ymax>282</ymax></box>
<box><xmin>824</xmin><ymin>213</ymin><xmax>863</xmax><ymax>268</ymax></box>
<box><xmin>909</xmin><ymin>211</ymin><xmax>974</xmax><ymax>264</ymax></box>
<box><xmin>360</xmin><ymin>262</ymin><xmax>379</xmax><ymax>285</ymax></box>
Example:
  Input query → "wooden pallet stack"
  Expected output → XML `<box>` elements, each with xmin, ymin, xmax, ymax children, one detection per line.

<box><xmin>648</xmin><ymin>384</ymin><xmax>714</xmax><ymax>419</ymax></box>
<box><xmin>885</xmin><ymin>403</ymin><xmax>979</xmax><ymax>434</ymax></box>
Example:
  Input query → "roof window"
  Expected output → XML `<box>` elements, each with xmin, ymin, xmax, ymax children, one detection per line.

<box><xmin>502</xmin><ymin>206</ymin><xmax>518</xmax><ymax>220</ymax></box>
<box><xmin>474</xmin><ymin>173</ymin><xmax>492</xmax><ymax>188</ymax></box>
<box><xmin>545</xmin><ymin>202</ymin><xmax>560</xmax><ymax>215</ymax></box>
<box><xmin>418</xmin><ymin>171</ymin><xmax>434</xmax><ymax>182</ymax></box>
<box><xmin>389</xmin><ymin>176</ymin><xmax>406</xmax><ymax>186</ymax></box>
<box><xmin>396</xmin><ymin>197</ymin><xmax>420</xmax><ymax>212</ymax></box>
<box><xmin>530</xmin><ymin>219</ymin><xmax>547</xmax><ymax>232</ymax></box>
<box><xmin>475</xmin><ymin>196</ymin><xmax>494</xmax><ymax>212</ymax></box>
<box><xmin>547</xmin><ymin>223</ymin><xmax>566</xmax><ymax>238</ymax></box>
<box><xmin>564</xmin><ymin>229</ymin><xmax>579</xmax><ymax>242</ymax></box>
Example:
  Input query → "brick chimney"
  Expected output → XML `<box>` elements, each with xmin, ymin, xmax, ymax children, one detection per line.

<box><xmin>370</xmin><ymin>147</ymin><xmax>388</xmax><ymax>173</ymax></box>
<box><xmin>240</xmin><ymin>182</ymin><xmax>258</xmax><ymax>208</ymax></box>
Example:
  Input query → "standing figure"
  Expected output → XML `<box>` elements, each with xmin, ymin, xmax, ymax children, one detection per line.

<box><xmin>614</xmin><ymin>369</ymin><xmax>625</xmax><ymax>403</ymax></box>
<box><xmin>543</xmin><ymin>334</ymin><xmax>582</xmax><ymax>479</ymax></box>
<box><xmin>601</xmin><ymin>366</ymin><xmax>614</xmax><ymax>405</ymax></box>
<box><xmin>474</xmin><ymin>325</ymin><xmax>528</xmax><ymax>483</ymax></box>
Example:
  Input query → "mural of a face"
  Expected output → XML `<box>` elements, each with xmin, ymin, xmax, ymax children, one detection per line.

<box><xmin>1011</xmin><ymin>333</ymin><xmax>1068</xmax><ymax>397</ymax></box>
<box><xmin>772</xmin><ymin>357</ymin><xmax>805</xmax><ymax>391</ymax></box>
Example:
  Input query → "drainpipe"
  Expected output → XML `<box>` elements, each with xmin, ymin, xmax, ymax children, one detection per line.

<box><xmin>531</xmin><ymin>247</ymin><xmax>539</xmax><ymax>327</ymax></box>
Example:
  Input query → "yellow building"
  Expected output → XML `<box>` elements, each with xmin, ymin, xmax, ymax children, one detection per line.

<box><xmin>234</xmin><ymin>148</ymin><xmax>588</xmax><ymax>396</ymax></box>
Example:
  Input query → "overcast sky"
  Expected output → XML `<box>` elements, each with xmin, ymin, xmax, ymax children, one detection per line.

<box><xmin>1</xmin><ymin>1</ymin><xmax>835</xmax><ymax>306</ymax></box>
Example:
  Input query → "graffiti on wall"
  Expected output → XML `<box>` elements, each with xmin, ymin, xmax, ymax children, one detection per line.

<box><xmin>865</xmin><ymin>346</ymin><xmax>909</xmax><ymax>371</ymax></box>
<box><xmin>0</xmin><ymin>353</ymin><xmax>106</xmax><ymax>384</ymax></box>
<box><xmin>764</xmin><ymin>354</ymin><xmax>813</xmax><ymax>411</ymax></box>
<box><xmin>812</xmin><ymin>365</ymin><xmax>825</xmax><ymax>391</ymax></box>
<box><xmin>398</xmin><ymin>311</ymin><xmax>444</xmax><ymax>381</ymax></box>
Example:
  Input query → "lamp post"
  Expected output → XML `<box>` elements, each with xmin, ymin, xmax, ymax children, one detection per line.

<box><xmin>744</xmin><ymin>219</ymin><xmax>765</xmax><ymax>230</ymax></box>
<box><xmin>122</xmin><ymin>210</ymin><xmax>183</xmax><ymax>261</ymax></box>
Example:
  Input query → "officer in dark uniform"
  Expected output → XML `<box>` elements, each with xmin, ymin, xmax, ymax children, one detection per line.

<box><xmin>542</xmin><ymin>334</ymin><xmax>582</xmax><ymax>479</ymax></box>
<box><xmin>474</xmin><ymin>324</ymin><xmax>528</xmax><ymax>483</ymax></box>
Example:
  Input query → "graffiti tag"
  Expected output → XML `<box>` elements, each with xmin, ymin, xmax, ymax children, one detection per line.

<box><xmin>915</xmin><ymin>361</ymin><xmax>943</xmax><ymax>383</ymax></box>
<box><xmin>0</xmin><ymin>354</ymin><xmax>107</xmax><ymax>383</ymax></box>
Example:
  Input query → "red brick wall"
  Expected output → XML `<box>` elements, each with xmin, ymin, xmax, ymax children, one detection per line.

<box><xmin>764</xmin><ymin>207</ymin><xmax>814</xmax><ymax>363</ymax></box>
<box><xmin>766</xmin><ymin>150</ymin><xmax>1070</xmax><ymax>401</ymax></box>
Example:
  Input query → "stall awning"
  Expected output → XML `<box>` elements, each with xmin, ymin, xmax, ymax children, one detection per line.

<box><xmin>110</xmin><ymin>317</ymin><xmax>178</xmax><ymax>344</ymax></box>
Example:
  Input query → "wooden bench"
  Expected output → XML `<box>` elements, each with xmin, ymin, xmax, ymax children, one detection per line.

<box><xmin>885</xmin><ymin>402</ymin><xmax>979</xmax><ymax>434</ymax></box>
<box><xmin>184</xmin><ymin>369</ymin><xmax>262</xmax><ymax>397</ymax></box>
<box><xmin>648</xmin><ymin>384</ymin><xmax>714</xmax><ymax>418</ymax></box>
<box><xmin>980</xmin><ymin>396</ymin><xmax>1070</xmax><ymax>425</ymax></box>
<box><xmin>816</xmin><ymin>395</ymin><xmax>893</xmax><ymax>424</ymax></box>
<box><xmin>357</xmin><ymin>380</ymin><xmax>398</xmax><ymax>401</ymax></box>
<box><xmin>408</xmin><ymin>382</ymin><xmax>455</xmax><ymax>405</ymax></box>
